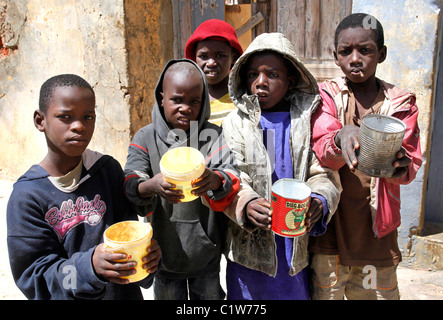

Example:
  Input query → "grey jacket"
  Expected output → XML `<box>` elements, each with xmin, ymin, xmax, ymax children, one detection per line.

<box><xmin>124</xmin><ymin>59</ymin><xmax>238</xmax><ymax>279</ymax></box>
<box><xmin>222</xmin><ymin>33</ymin><xmax>342</xmax><ymax>276</ymax></box>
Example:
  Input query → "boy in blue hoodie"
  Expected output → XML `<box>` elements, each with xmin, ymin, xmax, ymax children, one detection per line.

<box><xmin>124</xmin><ymin>59</ymin><xmax>239</xmax><ymax>300</ymax></box>
<box><xmin>7</xmin><ymin>74</ymin><xmax>161</xmax><ymax>300</ymax></box>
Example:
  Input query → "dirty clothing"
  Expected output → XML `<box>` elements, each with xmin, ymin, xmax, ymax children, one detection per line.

<box><xmin>222</xmin><ymin>33</ymin><xmax>341</xmax><ymax>291</ymax></box>
<box><xmin>123</xmin><ymin>59</ymin><xmax>239</xmax><ymax>299</ymax></box>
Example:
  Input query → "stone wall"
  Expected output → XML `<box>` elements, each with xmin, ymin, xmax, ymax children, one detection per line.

<box><xmin>0</xmin><ymin>0</ymin><xmax>171</xmax><ymax>177</ymax></box>
<box><xmin>352</xmin><ymin>0</ymin><xmax>441</xmax><ymax>259</ymax></box>
<box><xmin>124</xmin><ymin>0</ymin><xmax>174</xmax><ymax>137</ymax></box>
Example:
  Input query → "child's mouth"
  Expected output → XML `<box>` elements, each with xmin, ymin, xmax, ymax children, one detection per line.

<box><xmin>256</xmin><ymin>91</ymin><xmax>268</xmax><ymax>99</ymax></box>
<box><xmin>350</xmin><ymin>69</ymin><xmax>364</xmax><ymax>77</ymax></box>
<box><xmin>205</xmin><ymin>71</ymin><xmax>218</xmax><ymax>78</ymax></box>
<box><xmin>177</xmin><ymin>117</ymin><xmax>190</xmax><ymax>125</ymax></box>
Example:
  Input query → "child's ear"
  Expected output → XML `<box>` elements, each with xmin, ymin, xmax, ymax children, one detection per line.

<box><xmin>288</xmin><ymin>75</ymin><xmax>297</xmax><ymax>91</ymax></box>
<box><xmin>333</xmin><ymin>50</ymin><xmax>339</xmax><ymax>67</ymax></box>
<box><xmin>160</xmin><ymin>91</ymin><xmax>164</xmax><ymax>107</ymax></box>
<box><xmin>378</xmin><ymin>45</ymin><xmax>387</xmax><ymax>64</ymax></box>
<box><xmin>33</xmin><ymin>109</ymin><xmax>45</xmax><ymax>132</ymax></box>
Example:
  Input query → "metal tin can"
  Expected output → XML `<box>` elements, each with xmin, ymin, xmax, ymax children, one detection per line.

<box><xmin>271</xmin><ymin>179</ymin><xmax>311</xmax><ymax>237</ymax></box>
<box><xmin>356</xmin><ymin>114</ymin><xmax>406</xmax><ymax>177</ymax></box>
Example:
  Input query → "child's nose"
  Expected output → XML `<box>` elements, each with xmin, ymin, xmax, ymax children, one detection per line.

<box><xmin>71</xmin><ymin>119</ymin><xmax>85</xmax><ymax>132</ymax></box>
<box><xmin>179</xmin><ymin>103</ymin><xmax>192</xmax><ymax>113</ymax></box>
<box><xmin>256</xmin><ymin>73</ymin><xmax>268</xmax><ymax>87</ymax></box>
<box><xmin>207</xmin><ymin>58</ymin><xmax>216</xmax><ymax>67</ymax></box>
<box><xmin>350</xmin><ymin>50</ymin><xmax>361</xmax><ymax>64</ymax></box>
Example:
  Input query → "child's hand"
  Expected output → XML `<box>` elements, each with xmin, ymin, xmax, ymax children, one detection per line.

<box><xmin>335</xmin><ymin>125</ymin><xmax>360</xmax><ymax>170</ymax></box>
<box><xmin>246</xmin><ymin>198</ymin><xmax>272</xmax><ymax>230</ymax></box>
<box><xmin>92</xmin><ymin>239</ymin><xmax>162</xmax><ymax>285</ymax></box>
<box><xmin>304</xmin><ymin>198</ymin><xmax>323</xmax><ymax>231</ymax></box>
<box><xmin>191</xmin><ymin>168</ymin><xmax>222</xmax><ymax>197</ymax></box>
<box><xmin>388</xmin><ymin>147</ymin><xmax>411</xmax><ymax>180</ymax></box>
<box><xmin>139</xmin><ymin>173</ymin><xmax>184</xmax><ymax>203</ymax></box>
<box><xmin>142</xmin><ymin>239</ymin><xmax>161</xmax><ymax>274</ymax></box>
<box><xmin>92</xmin><ymin>243</ymin><xmax>139</xmax><ymax>285</ymax></box>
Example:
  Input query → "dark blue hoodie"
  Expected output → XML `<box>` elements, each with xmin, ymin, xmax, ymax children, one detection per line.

<box><xmin>7</xmin><ymin>149</ymin><xmax>154</xmax><ymax>299</ymax></box>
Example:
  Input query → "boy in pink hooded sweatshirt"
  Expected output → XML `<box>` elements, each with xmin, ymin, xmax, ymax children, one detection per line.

<box><xmin>310</xmin><ymin>13</ymin><xmax>422</xmax><ymax>300</ymax></box>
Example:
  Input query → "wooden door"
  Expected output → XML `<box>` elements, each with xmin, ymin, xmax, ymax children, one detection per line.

<box><xmin>227</xmin><ymin>0</ymin><xmax>352</xmax><ymax>81</ymax></box>
<box><xmin>276</xmin><ymin>0</ymin><xmax>352</xmax><ymax>81</ymax></box>
<box><xmin>171</xmin><ymin>0</ymin><xmax>225</xmax><ymax>58</ymax></box>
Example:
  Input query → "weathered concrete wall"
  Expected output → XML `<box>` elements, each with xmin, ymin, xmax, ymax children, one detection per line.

<box><xmin>0</xmin><ymin>0</ymin><xmax>130</xmax><ymax>177</ymax></box>
<box><xmin>0</xmin><ymin>0</ymin><xmax>171</xmax><ymax>178</ymax></box>
<box><xmin>124</xmin><ymin>0</ymin><xmax>174</xmax><ymax>137</ymax></box>
<box><xmin>352</xmin><ymin>0</ymin><xmax>440</xmax><ymax>259</ymax></box>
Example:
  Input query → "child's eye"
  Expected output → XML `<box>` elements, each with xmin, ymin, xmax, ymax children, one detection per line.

<box><xmin>248</xmin><ymin>72</ymin><xmax>257</xmax><ymax>78</ymax></box>
<box><xmin>57</xmin><ymin>114</ymin><xmax>70</xmax><ymax>119</ymax></box>
<box><xmin>360</xmin><ymin>48</ymin><xmax>371</xmax><ymax>54</ymax></box>
<box><xmin>84</xmin><ymin>115</ymin><xmax>95</xmax><ymax>120</ymax></box>
<box><xmin>270</xmin><ymin>72</ymin><xmax>279</xmax><ymax>78</ymax></box>
<box><xmin>191</xmin><ymin>99</ymin><xmax>201</xmax><ymax>105</ymax></box>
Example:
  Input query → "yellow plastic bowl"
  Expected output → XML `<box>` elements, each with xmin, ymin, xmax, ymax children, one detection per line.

<box><xmin>104</xmin><ymin>221</ymin><xmax>153</xmax><ymax>282</ymax></box>
<box><xmin>160</xmin><ymin>147</ymin><xmax>205</xmax><ymax>202</ymax></box>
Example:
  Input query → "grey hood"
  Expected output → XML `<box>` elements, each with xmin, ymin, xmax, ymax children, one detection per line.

<box><xmin>228</xmin><ymin>32</ymin><xmax>319</xmax><ymax>115</ymax></box>
<box><xmin>152</xmin><ymin>58</ymin><xmax>211</xmax><ymax>148</ymax></box>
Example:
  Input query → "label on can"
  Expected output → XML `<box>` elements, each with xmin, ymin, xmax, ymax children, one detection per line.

<box><xmin>271</xmin><ymin>192</ymin><xmax>310</xmax><ymax>237</ymax></box>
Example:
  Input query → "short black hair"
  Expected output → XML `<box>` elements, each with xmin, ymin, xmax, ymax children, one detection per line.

<box><xmin>39</xmin><ymin>74</ymin><xmax>95</xmax><ymax>113</ymax></box>
<box><xmin>334</xmin><ymin>13</ymin><xmax>385</xmax><ymax>50</ymax></box>
<box><xmin>162</xmin><ymin>61</ymin><xmax>203</xmax><ymax>90</ymax></box>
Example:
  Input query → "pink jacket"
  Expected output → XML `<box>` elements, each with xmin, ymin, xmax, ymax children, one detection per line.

<box><xmin>311</xmin><ymin>77</ymin><xmax>422</xmax><ymax>238</ymax></box>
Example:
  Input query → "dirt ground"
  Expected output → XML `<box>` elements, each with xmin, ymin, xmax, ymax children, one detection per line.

<box><xmin>1</xmin><ymin>176</ymin><xmax>442</xmax><ymax>300</ymax></box>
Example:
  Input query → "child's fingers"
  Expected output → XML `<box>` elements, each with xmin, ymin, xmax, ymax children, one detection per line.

<box><xmin>305</xmin><ymin>198</ymin><xmax>323</xmax><ymax>231</ymax></box>
<box><xmin>98</xmin><ymin>259</ymin><xmax>138</xmax><ymax>284</ymax></box>
<box><xmin>248</xmin><ymin>211</ymin><xmax>271</xmax><ymax>229</ymax></box>
<box><xmin>142</xmin><ymin>240</ymin><xmax>161</xmax><ymax>272</ymax></box>
<box><xmin>246</xmin><ymin>201</ymin><xmax>272</xmax><ymax>229</ymax></box>
<box><xmin>191</xmin><ymin>182</ymin><xmax>211</xmax><ymax>196</ymax></box>
<box><xmin>343</xmin><ymin>139</ymin><xmax>358</xmax><ymax>170</ymax></box>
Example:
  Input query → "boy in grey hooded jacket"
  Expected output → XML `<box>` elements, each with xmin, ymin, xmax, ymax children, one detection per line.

<box><xmin>222</xmin><ymin>33</ymin><xmax>341</xmax><ymax>299</ymax></box>
<box><xmin>124</xmin><ymin>59</ymin><xmax>239</xmax><ymax>299</ymax></box>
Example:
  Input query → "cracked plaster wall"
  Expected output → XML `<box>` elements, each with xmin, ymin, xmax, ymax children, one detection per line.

<box><xmin>0</xmin><ymin>0</ymin><xmax>169</xmax><ymax>177</ymax></box>
<box><xmin>352</xmin><ymin>0</ymin><xmax>441</xmax><ymax>260</ymax></box>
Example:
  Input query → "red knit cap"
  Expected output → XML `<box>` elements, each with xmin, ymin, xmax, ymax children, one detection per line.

<box><xmin>185</xmin><ymin>19</ymin><xmax>244</xmax><ymax>61</ymax></box>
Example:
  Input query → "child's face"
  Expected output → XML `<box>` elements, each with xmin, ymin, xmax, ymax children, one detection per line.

<box><xmin>245</xmin><ymin>52</ymin><xmax>295</xmax><ymax>110</ymax></box>
<box><xmin>36</xmin><ymin>86</ymin><xmax>96</xmax><ymax>158</ymax></box>
<box><xmin>195</xmin><ymin>39</ymin><xmax>237</xmax><ymax>86</ymax></box>
<box><xmin>334</xmin><ymin>27</ymin><xmax>386</xmax><ymax>84</ymax></box>
<box><xmin>161</xmin><ymin>72</ymin><xmax>203</xmax><ymax>132</ymax></box>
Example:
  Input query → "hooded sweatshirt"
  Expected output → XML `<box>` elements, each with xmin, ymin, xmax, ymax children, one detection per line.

<box><xmin>124</xmin><ymin>59</ymin><xmax>239</xmax><ymax>279</ymax></box>
<box><xmin>222</xmin><ymin>33</ymin><xmax>342</xmax><ymax>277</ymax></box>
<box><xmin>7</xmin><ymin>150</ymin><xmax>154</xmax><ymax>300</ymax></box>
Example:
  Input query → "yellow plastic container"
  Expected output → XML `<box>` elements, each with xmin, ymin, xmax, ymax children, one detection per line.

<box><xmin>160</xmin><ymin>147</ymin><xmax>205</xmax><ymax>202</ymax></box>
<box><xmin>103</xmin><ymin>220</ymin><xmax>153</xmax><ymax>283</ymax></box>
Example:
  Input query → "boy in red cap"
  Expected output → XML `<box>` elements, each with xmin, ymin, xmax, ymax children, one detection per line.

<box><xmin>185</xmin><ymin>19</ymin><xmax>243</xmax><ymax>125</ymax></box>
